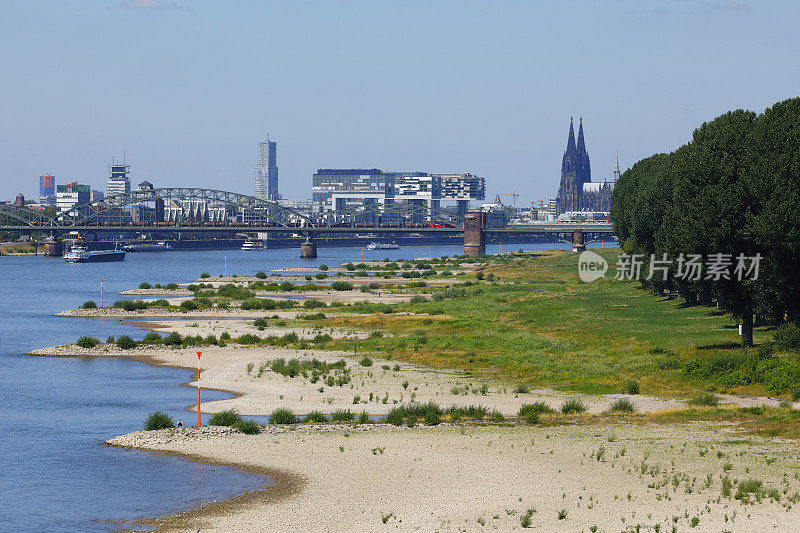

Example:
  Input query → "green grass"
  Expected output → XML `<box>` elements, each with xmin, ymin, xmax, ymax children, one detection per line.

<box><xmin>561</xmin><ymin>399</ymin><xmax>587</xmax><ymax>414</ymax></box>
<box><xmin>317</xmin><ymin>248</ymin><xmax>768</xmax><ymax>397</ymax></box>
<box><xmin>608</xmin><ymin>397</ymin><xmax>636</xmax><ymax>413</ymax></box>
<box><xmin>688</xmin><ymin>393</ymin><xmax>719</xmax><ymax>407</ymax></box>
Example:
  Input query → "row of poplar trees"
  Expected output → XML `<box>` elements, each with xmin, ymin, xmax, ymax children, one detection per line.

<box><xmin>611</xmin><ymin>97</ymin><xmax>800</xmax><ymax>346</ymax></box>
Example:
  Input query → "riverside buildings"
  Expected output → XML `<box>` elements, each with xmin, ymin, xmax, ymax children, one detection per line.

<box><xmin>56</xmin><ymin>182</ymin><xmax>90</xmax><ymax>215</ymax></box>
<box><xmin>311</xmin><ymin>169</ymin><xmax>485</xmax><ymax>220</ymax></box>
<box><xmin>255</xmin><ymin>136</ymin><xmax>279</xmax><ymax>201</ymax></box>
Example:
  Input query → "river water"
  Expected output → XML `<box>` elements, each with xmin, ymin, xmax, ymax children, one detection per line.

<box><xmin>0</xmin><ymin>241</ymin><xmax>591</xmax><ymax>532</ymax></box>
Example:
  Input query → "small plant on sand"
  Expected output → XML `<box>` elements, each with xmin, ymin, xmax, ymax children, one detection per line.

<box><xmin>269</xmin><ymin>408</ymin><xmax>297</xmax><ymax>424</ymax></box>
<box><xmin>609</xmin><ymin>398</ymin><xmax>636</xmax><ymax>413</ymax></box>
<box><xmin>622</xmin><ymin>380</ymin><xmax>640</xmax><ymax>395</ymax></box>
<box><xmin>358</xmin><ymin>411</ymin><xmax>370</xmax><ymax>424</ymax></box>
<box><xmin>520</xmin><ymin>507</ymin><xmax>535</xmax><ymax>527</ymax></box>
<box><xmin>304</xmin><ymin>411</ymin><xmax>328</xmax><ymax>423</ymax></box>
<box><xmin>514</xmin><ymin>384</ymin><xmax>530</xmax><ymax>394</ymax></box>
<box><xmin>386</xmin><ymin>407</ymin><xmax>404</xmax><ymax>426</ymax></box>
<box><xmin>353</xmin><ymin>395</ymin><xmax>361</xmax><ymax>404</ymax></box>
<box><xmin>115</xmin><ymin>335</ymin><xmax>136</xmax><ymax>350</ymax></box>
<box><xmin>359</xmin><ymin>356</ymin><xmax>373</xmax><ymax>367</ymax></box>
<box><xmin>735</xmin><ymin>478</ymin><xmax>765</xmax><ymax>503</ymax></box>
<box><xmin>76</xmin><ymin>336</ymin><xmax>100</xmax><ymax>348</ymax></box>
<box><xmin>557</xmin><ymin>508</ymin><xmax>567</xmax><ymax>520</ymax></box>
<box><xmin>381</xmin><ymin>512</ymin><xmax>393</xmax><ymax>524</ymax></box>
<box><xmin>233</xmin><ymin>418</ymin><xmax>260</xmax><ymax>434</ymax></box>
<box><xmin>402</xmin><ymin>380</ymin><xmax>409</xmax><ymax>389</ymax></box>
<box><xmin>209</xmin><ymin>409</ymin><xmax>243</xmax><ymax>427</ymax></box>
<box><xmin>560</xmin><ymin>399</ymin><xmax>587</xmax><ymax>414</ymax></box>
<box><xmin>144</xmin><ymin>411</ymin><xmax>174</xmax><ymax>430</ymax></box>
<box><xmin>82</xmin><ymin>300</ymin><xmax>97</xmax><ymax>309</ymax></box>
<box><xmin>688</xmin><ymin>393</ymin><xmax>719</xmax><ymax>407</ymax></box>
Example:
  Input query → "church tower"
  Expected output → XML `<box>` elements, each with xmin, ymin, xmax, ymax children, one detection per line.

<box><xmin>556</xmin><ymin>117</ymin><xmax>582</xmax><ymax>214</ymax></box>
<box><xmin>576</xmin><ymin>117</ymin><xmax>591</xmax><ymax>185</ymax></box>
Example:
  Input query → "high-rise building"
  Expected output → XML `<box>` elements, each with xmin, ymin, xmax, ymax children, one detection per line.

<box><xmin>91</xmin><ymin>190</ymin><xmax>105</xmax><ymax>202</ymax></box>
<box><xmin>56</xmin><ymin>182</ymin><xmax>91</xmax><ymax>215</ymax></box>
<box><xmin>255</xmin><ymin>137</ymin><xmax>278</xmax><ymax>201</ymax></box>
<box><xmin>107</xmin><ymin>161</ymin><xmax>131</xmax><ymax>197</ymax></box>
<box><xmin>39</xmin><ymin>175</ymin><xmax>55</xmax><ymax>206</ymax></box>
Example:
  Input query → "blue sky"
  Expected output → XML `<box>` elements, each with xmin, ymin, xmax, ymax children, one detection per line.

<box><xmin>1</xmin><ymin>0</ymin><xmax>797</xmax><ymax>204</ymax></box>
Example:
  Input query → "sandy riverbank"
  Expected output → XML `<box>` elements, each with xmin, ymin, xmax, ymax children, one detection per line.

<box><xmin>108</xmin><ymin>420</ymin><xmax>800</xmax><ymax>532</ymax></box>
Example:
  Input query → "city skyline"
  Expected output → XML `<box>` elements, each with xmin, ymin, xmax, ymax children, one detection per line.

<box><xmin>2</xmin><ymin>1</ymin><xmax>799</xmax><ymax>204</ymax></box>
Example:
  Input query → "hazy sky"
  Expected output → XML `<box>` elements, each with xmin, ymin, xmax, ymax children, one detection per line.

<box><xmin>1</xmin><ymin>0</ymin><xmax>798</xmax><ymax>205</ymax></box>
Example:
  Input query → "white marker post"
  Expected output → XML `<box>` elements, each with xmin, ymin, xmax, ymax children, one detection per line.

<box><xmin>196</xmin><ymin>351</ymin><xmax>202</xmax><ymax>427</ymax></box>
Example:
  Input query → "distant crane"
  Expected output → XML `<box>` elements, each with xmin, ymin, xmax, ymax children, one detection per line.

<box><xmin>496</xmin><ymin>192</ymin><xmax>520</xmax><ymax>214</ymax></box>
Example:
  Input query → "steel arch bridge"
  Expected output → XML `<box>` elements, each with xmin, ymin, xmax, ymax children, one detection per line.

<box><xmin>54</xmin><ymin>188</ymin><xmax>314</xmax><ymax>228</ymax></box>
<box><xmin>0</xmin><ymin>204</ymin><xmax>55</xmax><ymax>226</ymax></box>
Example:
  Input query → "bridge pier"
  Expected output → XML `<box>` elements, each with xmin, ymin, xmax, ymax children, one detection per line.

<box><xmin>572</xmin><ymin>229</ymin><xmax>585</xmax><ymax>252</ymax></box>
<box><xmin>300</xmin><ymin>238</ymin><xmax>317</xmax><ymax>259</ymax></box>
<box><xmin>43</xmin><ymin>238</ymin><xmax>63</xmax><ymax>257</ymax></box>
<box><xmin>463</xmin><ymin>211</ymin><xmax>485</xmax><ymax>256</ymax></box>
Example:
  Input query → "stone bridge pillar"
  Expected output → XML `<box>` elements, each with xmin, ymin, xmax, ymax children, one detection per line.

<box><xmin>463</xmin><ymin>211</ymin><xmax>485</xmax><ymax>256</ymax></box>
<box><xmin>572</xmin><ymin>229</ymin><xmax>586</xmax><ymax>252</ymax></box>
<box><xmin>300</xmin><ymin>238</ymin><xmax>317</xmax><ymax>259</ymax></box>
<box><xmin>43</xmin><ymin>238</ymin><xmax>63</xmax><ymax>257</ymax></box>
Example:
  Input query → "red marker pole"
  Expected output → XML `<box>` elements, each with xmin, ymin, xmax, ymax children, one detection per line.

<box><xmin>100</xmin><ymin>278</ymin><xmax>103</xmax><ymax>308</ymax></box>
<box><xmin>196</xmin><ymin>351</ymin><xmax>202</xmax><ymax>427</ymax></box>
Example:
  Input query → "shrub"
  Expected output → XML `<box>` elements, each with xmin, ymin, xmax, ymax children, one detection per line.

<box><xmin>386</xmin><ymin>407</ymin><xmax>405</xmax><ymax>426</ymax></box>
<box><xmin>114</xmin><ymin>300</ymin><xmax>149</xmax><ymax>311</ymax></box>
<box><xmin>523</xmin><ymin>411</ymin><xmax>540</xmax><ymax>424</ymax></box>
<box><xmin>82</xmin><ymin>300</ymin><xmax>97</xmax><ymax>309</ymax></box>
<box><xmin>220</xmin><ymin>331</ymin><xmax>231</xmax><ymax>340</ymax></box>
<box><xmin>687</xmin><ymin>393</ymin><xmax>719</xmax><ymax>407</ymax></box>
<box><xmin>163</xmin><ymin>332</ymin><xmax>183</xmax><ymax>346</ymax></box>
<box><xmin>303</xmin><ymin>299</ymin><xmax>327</xmax><ymax>309</ymax></box>
<box><xmin>330</xmin><ymin>281</ymin><xmax>353</xmax><ymax>291</ymax></box>
<box><xmin>150</xmin><ymin>299</ymin><xmax>170</xmax><ymax>308</ymax></box>
<box><xmin>76</xmin><ymin>336</ymin><xmax>100</xmax><ymax>348</ymax></box>
<box><xmin>144</xmin><ymin>411</ymin><xmax>174</xmax><ymax>430</ymax></box>
<box><xmin>142</xmin><ymin>332</ymin><xmax>162</xmax><ymax>344</ymax></box>
<box><xmin>165</xmin><ymin>283</ymin><xmax>179</xmax><ymax>290</ymax></box>
<box><xmin>409</xmin><ymin>295</ymin><xmax>428</xmax><ymax>304</ymax></box>
<box><xmin>269</xmin><ymin>408</ymin><xmax>297</xmax><ymax>424</ymax></box>
<box><xmin>358</xmin><ymin>411</ymin><xmax>370</xmax><ymax>424</ymax></box>
<box><xmin>304</xmin><ymin>411</ymin><xmax>328</xmax><ymax>423</ymax></box>
<box><xmin>200</xmin><ymin>272</ymin><xmax>210</xmax><ymax>278</ymax></box>
<box><xmin>622</xmin><ymin>380</ymin><xmax>640</xmax><ymax>395</ymax></box>
<box><xmin>319</xmin><ymin>264</ymin><xmax>329</xmax><ymax>271</ymax></box>
<box><xmin>561</xmin><ymin>399</ymin><xmax>587</xmax><ymax>414</ymax></box>
<box><xmin>514</xmin><ymin>384</ymin><xmax>530</xmax><ymax>394</ymax></box>
<box><xmin>608</xmin><ymin>398</ymin><xmax>636</xmax><ymax>413</ymax></box>
<box><xmin>139</xmin><ymin>282</ymin><xmax>152</xmax><ymax>289</ymax></box>
<box><xmin>255</xmin><ymin>271</ymin><xmax>268</xmax><ymax>279</ymax></box>
<box><xmin>775</xmin><ymin>323</ymin><xmax>800</xmax><ymax>351</ymax></box>
<box><xmin>180</xmin><ymin>299</ymin><xmax>199</xmax><ymax>311</ymax></box>
<box><xmin>359</xmin><ymin>356</ymin><xmax>373</xmax><ymax>367</ymax></box>
<box><xmin>233</xmin><ymin>419</ymin><xmax>260</xmax><ymax>434</ymax></box>
<box><xmin>331</xmin><ymin>409</ymin><xmax>354</xmax><ymax>422</ymax></box>
<box><xmin>236</xmin><ymin>333</ymin><xmax>262</xmax><ymax>344</ymax></box>
<box><xmin>209</xmin><ymin>409</ymin><xmax>243</xmax><ymax>427</ymax></box>
<box><xmin>115</xmin><ymin>335</ymin><xmax>136</xmax><ymax>350</ymax></box>
<box><xmin>518</xmin><ymin>401</ymin><xmax>555</xmax><ymax>417</ymax></box>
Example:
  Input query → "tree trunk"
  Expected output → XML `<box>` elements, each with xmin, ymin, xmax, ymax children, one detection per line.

<box><xmin>700</xmin><ymin>288</ymin><xmax>712</xmax><ymax>306</ymax></box>
<box><xmin>790</xmin><ymin>302</ymin><xmax>800</xmax><ymax>327</ymax></box>
<box><xmin>741</xmin><ymin>312</ymin><xmax>754</xmax><ymax>347</ymax></box>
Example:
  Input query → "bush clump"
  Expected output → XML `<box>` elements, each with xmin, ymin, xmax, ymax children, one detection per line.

<box><xmin>622</xmin><ymin>380</ymin><xmax>640</xmax><ymax>395</ymax></box>
<box><xmin>139</xmin><ymin>282</ymin><xmax>152</xmax><ymax>289</ymax></box>
<box><xmin>304</xmin><ymin>411</ymin><xmax>328</xmax><ymax>423</ymax></box>
<box><xmin>269</xmin><ymin>408</ymin><xmax>297</xmax><ymax>424</ymax></box>
<box><xmin>233</xmin><ymin>418</ymin><xmax>260</xmax><ymax>434</ymax></box>
<box><xmin>303</xmin><ymin>299</ymin><xmax>327</xmax><ymax>309</ymax></box>
<box><xmin>144</xmin><ymin>411</ymin><xmax>174</xmax><ymax>430</ymax></box>
<box><xmin>331</xmin><ymin>409</ymin><xmax>354</xmax><ymax>422</ymax></box>
<box><xmin>208</xmin><ymin>409</ymin><xmax>243</xmax><ymax>427</ymax></box>
<box><xmin>560</xmin><ymin>399</ymin><xmax>587</xmax><ymax>414</ymax></box>
<box><xmin>114</xmin><ymin>300</ymin><xmax>149</xmax><ymax>311</ymax></box>
<box><xmin>82</xmin><ymin>300</ymin><xmax>97</xmax><ymax>309</ymax></box>
<box><xmin>330</xmin><ymin>281</ymin><xmax>353</xmax><ymax>291</ymax></box>
<box><xmin>687</xmin><ymin>393</ymin><xmax>719</xmax><ymax>407</ymax></box>
<box><xmin>76</xmin><ymin>336</ymin><xmax>100</xmax><ymax>348</ymax></box>
<box><xmin>608</xmin><ymin>397</ymin><xmax>636</xmax><ymax>413</ymax></box>
<box><xmin>115</xmin><ymin>335</ymin><xmax>136</xmax><ymax>350</ymax></box>
<box><xmin>518</xmin><ymin>401</ymin><xmax>555</xmax><ymax>417</ymax></box>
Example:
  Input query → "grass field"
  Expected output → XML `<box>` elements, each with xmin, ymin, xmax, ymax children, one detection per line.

<box><xmin>325</xmin><ymin>248</ymin><xmax>773</xmax><ymax>397</ymax></box>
